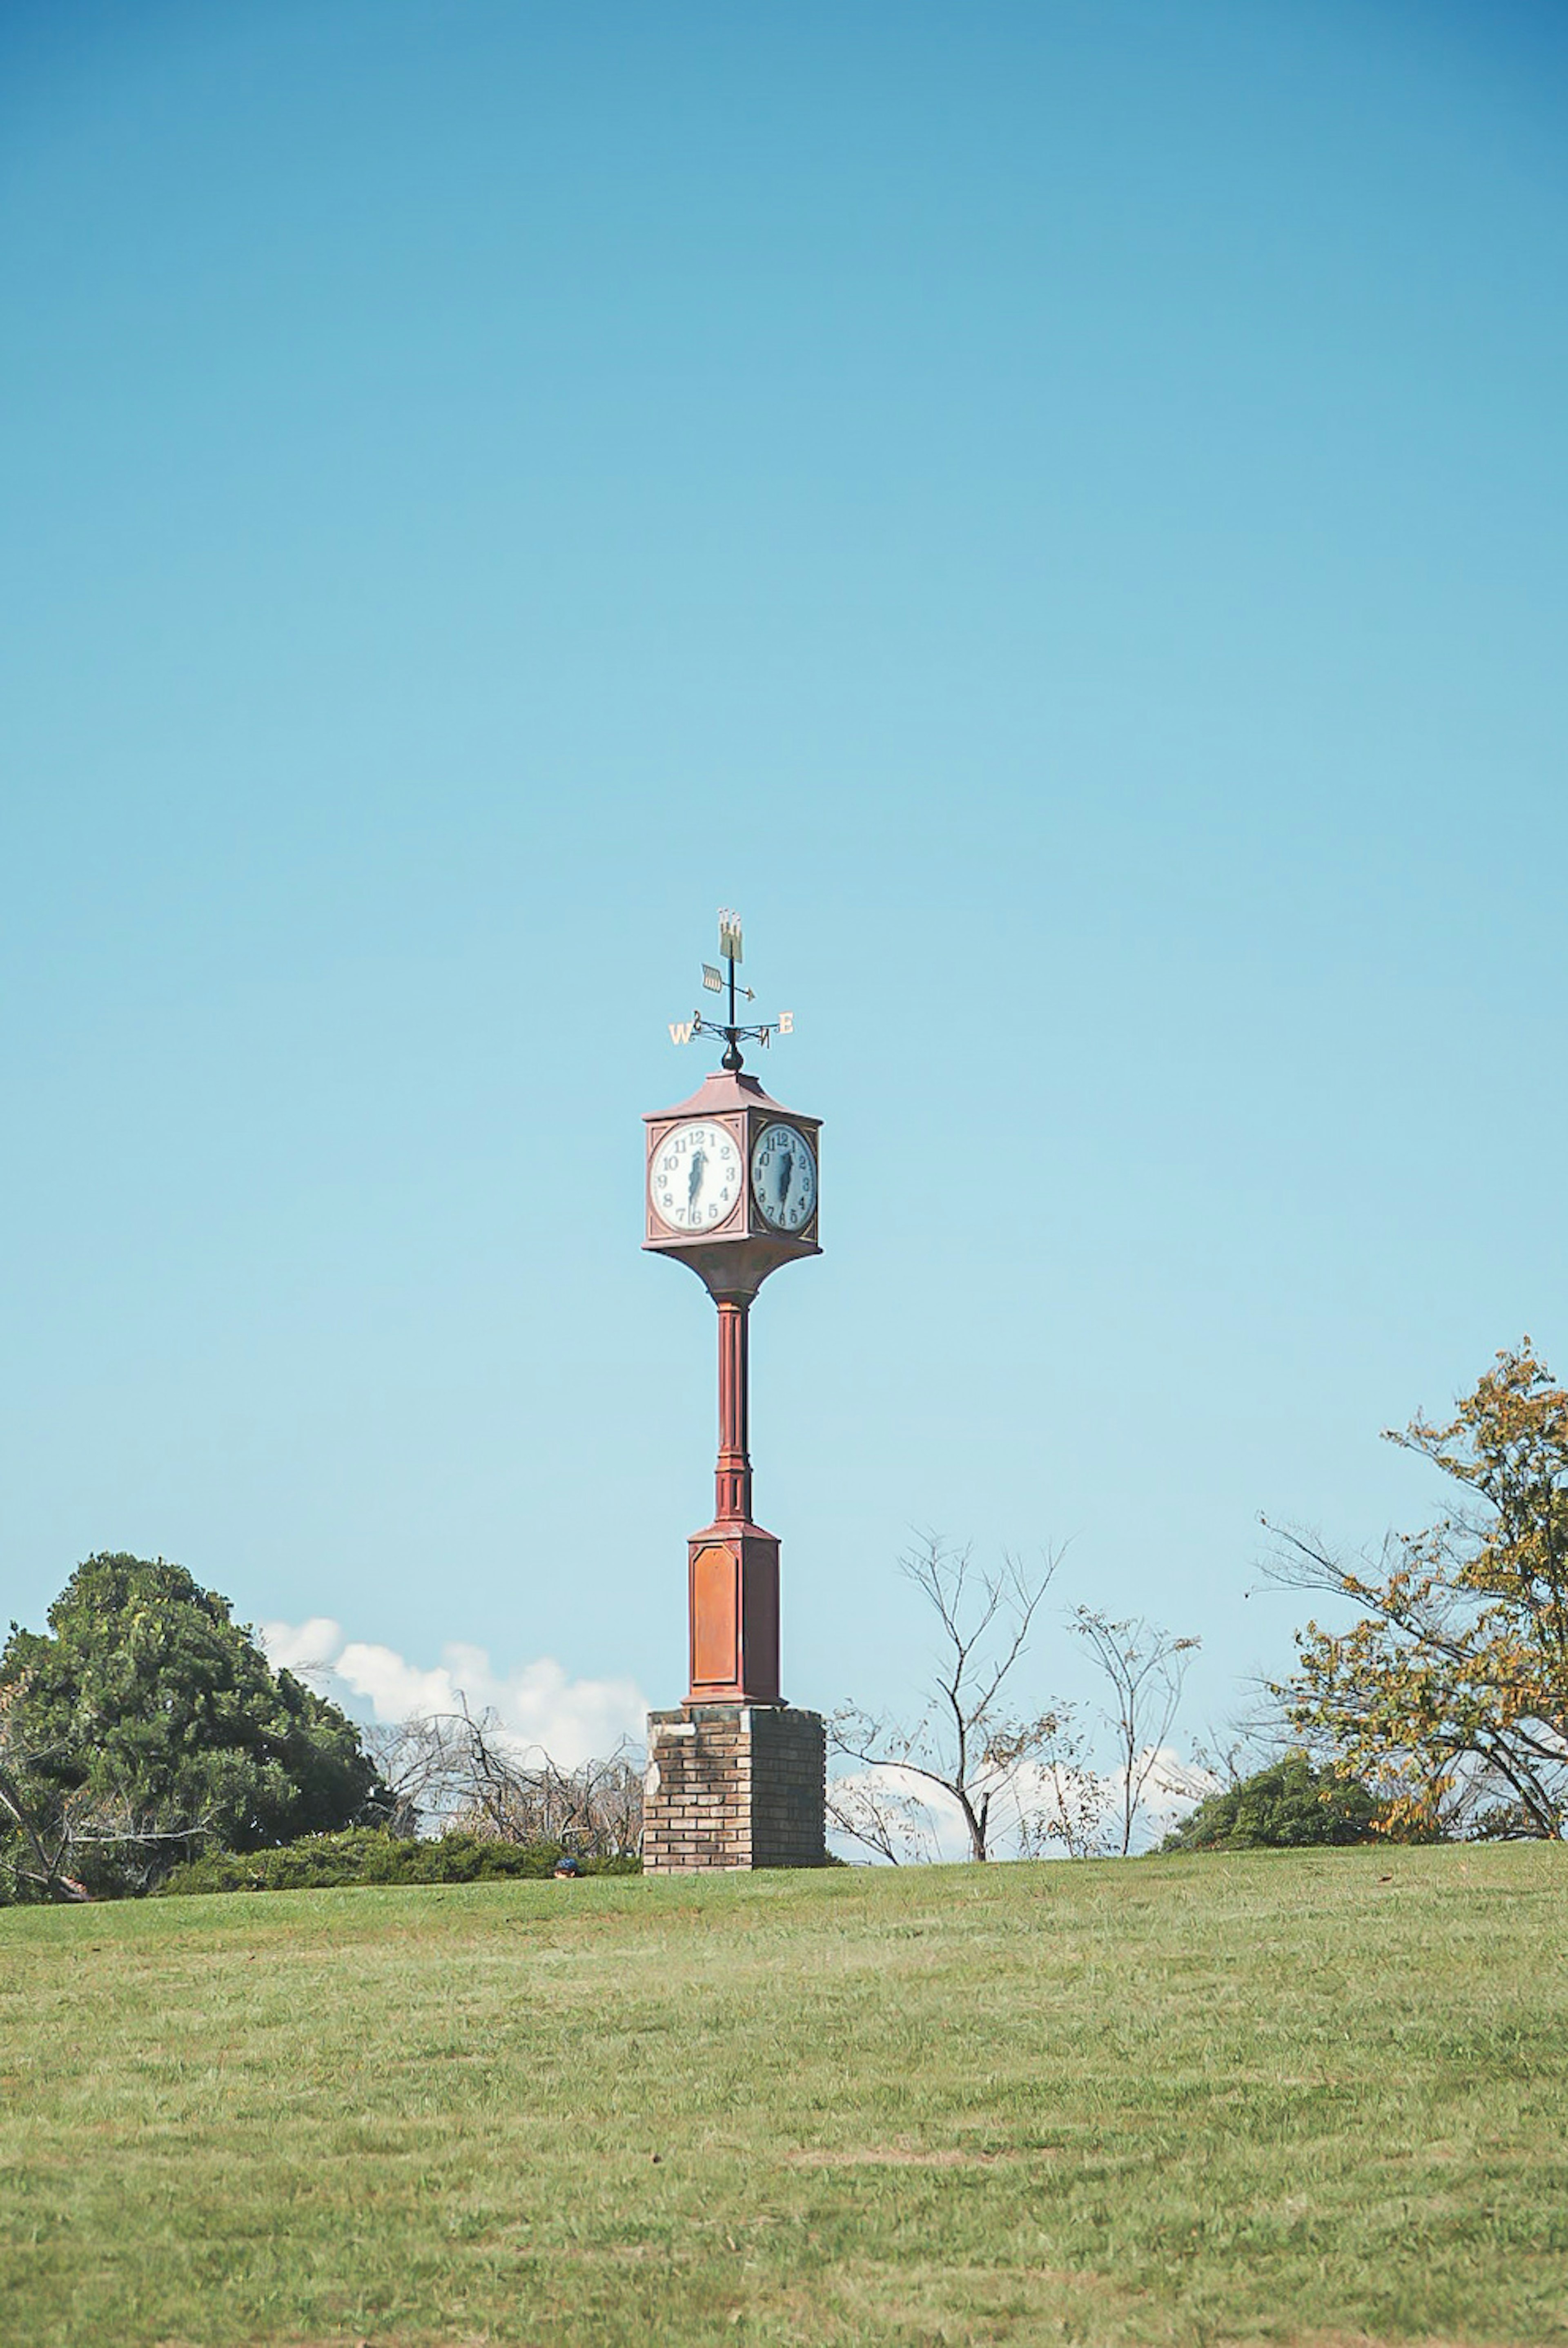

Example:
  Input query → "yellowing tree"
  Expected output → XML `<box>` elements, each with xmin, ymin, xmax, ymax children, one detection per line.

<box><xmin>1271</xmin><ymin>1342</ymin><xmax>1568</xmax><ymax>1840</ymax></box>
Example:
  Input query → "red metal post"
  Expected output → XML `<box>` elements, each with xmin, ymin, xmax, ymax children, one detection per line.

<box><xmin>714</xmin><ymin>1297</ymin><xmax>753</xmax><ymax>1522</ymax></box>
<box><xmin>686</xmin><ymin>1290</ymin><xmax>779</xmax><ymax>1706</ymax></box>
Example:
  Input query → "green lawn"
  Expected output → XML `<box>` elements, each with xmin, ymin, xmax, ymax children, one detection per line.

<box><xmin>2</xmin><ymin>1845</ymin><xmax>1566</xmax><ymax>2347</ymax></box>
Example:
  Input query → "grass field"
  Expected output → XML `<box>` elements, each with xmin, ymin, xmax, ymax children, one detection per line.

<box><xmin>2</xmin><ymin>1846</ymin><xmax>1566</xmax><ymax>2348</ymax></box>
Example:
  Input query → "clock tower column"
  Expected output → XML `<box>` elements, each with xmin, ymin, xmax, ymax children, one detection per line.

<box><xmin>640</xmin><ymin>916</ymin><xmax>829</xmax><ymax>1873</ymax></box>
<box><xmin>686</xmin><ymin>1288</ymin><xmax>780</xmax><ymax>1706</ymax></box>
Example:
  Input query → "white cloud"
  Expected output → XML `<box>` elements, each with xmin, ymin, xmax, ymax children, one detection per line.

<box><xmin>258</xmin><ymin>1619</ymin><xmax>649</xmax><ymax>1771</ymax></box>
<box><xmin>1135</xmin><ymin>1746</ymin><xmax>1218</xmax><ymax>1835</ymax></box>
<box><xmin>260</xmin><ymin>1616</ymin><xmax>346</xmax><ymax>1675</ymax></box>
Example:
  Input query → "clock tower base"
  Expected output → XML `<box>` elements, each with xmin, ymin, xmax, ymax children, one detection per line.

<box><xmin>642</xmin><ymin>1703</ymin><xmax>828</xmax><ymax>1873</ymax></box>
<box><xmin>686</xmin><ymin>1520</ymin><xmax>780</xmax><ymax>1704</ymax></box>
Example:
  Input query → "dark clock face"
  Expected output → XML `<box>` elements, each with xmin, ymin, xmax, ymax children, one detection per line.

<box><xmin>649</xmin><ymin>1121</ymin><xmax>742</xmax><ymax>1233</ymax></box>
<box><xmin>751</xmin><ymin>1122</ymin><xmax>817</xmax><ymax>1232</ymax></box>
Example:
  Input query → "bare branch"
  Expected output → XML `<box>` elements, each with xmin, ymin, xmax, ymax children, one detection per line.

<box><xmin>831</xmin><ymin>1536</ymin><xmax>1072</xmax><ymax>1862</ymax></box>
<box><xmin>1073</xmin><ymin>1610</ymin><xmax>1200</xmax><ymax>1856</ymax></box>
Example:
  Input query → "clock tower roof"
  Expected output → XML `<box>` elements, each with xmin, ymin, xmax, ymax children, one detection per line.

<box><xmin>644</xmin><ymin>1065</ymin><xmax>817</xmax><ymax>1129</ymax></box>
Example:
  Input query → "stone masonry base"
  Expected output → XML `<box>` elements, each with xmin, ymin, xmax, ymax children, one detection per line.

<box><xmin>642</xmin><ymin>1703</ymin><xmax>828</xmax><ymax>1873</ymax></box>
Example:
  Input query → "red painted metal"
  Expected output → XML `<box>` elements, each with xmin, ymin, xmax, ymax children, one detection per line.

<box><xmin>686</xmin><ymin>1527</ymin><xmax>780</xmax><ymax>1706</ymax></box>
<box><xmin>714</xmin><ymin>1298</ymin><xmax>752</xmax><ymax>1522</ymax></box>
<box><xmin>642</xmin><ymin>1067</ymin><xmax>820</xmax><ymax>1302</ymax></box>
<box><xmin>644</xmin><ymin>1066</ymin><xmax>819</xmax><ymax>1710</ymax></box>
<box><xmin>684</xmin><ymin>1295</ymin><xmax>779</xmax><ymax>1705</ymax></box>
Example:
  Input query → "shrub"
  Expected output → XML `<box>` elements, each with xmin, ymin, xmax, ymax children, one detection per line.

<box><xmin>1160</xmin><ymin>1753</ymin><xmax>1386</xmax><ymax>1851</ymax></box>
<box><xmin>157</xmin><ymin>1827</ymin><xmax>640</xmax><ymax>1894</ymax></box>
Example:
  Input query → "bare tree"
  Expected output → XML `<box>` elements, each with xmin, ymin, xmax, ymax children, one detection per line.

<box><xmin>1073</xmin><ymin>1609</ymin><xmax>1200</xmax><ymax>1856</ymax></box>
<box><xmin>1013</xmin><ymin>1718</ymin><xmax>1116</xmax><ymax>1860</ymax></box>
<box><xmin>831</xmin><ymin>1537</ymin><xmax>1069</xmax><ymax>1862</ymax></box>
<box><xmin>825</xmin><ymin>1771</ymin><xmax>941</xmax><ymax>1866</ymax></box>
<box><xmin>361</xmin><ymin>1711</ymin><xmax>483</xmax><ymax>1838</ymax></box>
<box><xmin>363</xmin><ymin>1698</ymin><xmax>643</xmax><ymax>1858</ymax></box>
<box><xmin>1160</xmin><ymin>1721</ymin><xmax>1277</xmax><ymax>1811</ymax></box>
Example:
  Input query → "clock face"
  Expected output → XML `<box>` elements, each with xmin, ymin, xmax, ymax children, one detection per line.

<box><xmin>649</xmin><ymin>1120</ymin><xmax>744</xmax><ymax>1234</ymax></box>
<box><xmin>751</xmin><ymin>1122</ymin><xmax>817</xmax><ymax>1233</ymax></box>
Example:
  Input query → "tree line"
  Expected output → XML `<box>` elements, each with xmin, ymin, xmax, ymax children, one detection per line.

<box><xmin>832</xmin><ymin>1338</ymin><xmax>1568</xmax><ymax>1858</ymax></box>
<box><xmin>4</xmin><ymin>1337</ymin><xmax>1564</xmax><ymax>1898</ymax></box>
<box><xmin>0</xmin><ymin>1557</ymin><xmax>639</xmax><ymax>1902</ymax></box>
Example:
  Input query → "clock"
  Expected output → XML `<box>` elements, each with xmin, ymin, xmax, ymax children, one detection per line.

<box><xmin>649</xmin><ymin>1119</ymin><xmax>744</xmax><ymax>1234</ymax></box>
<box><xmin>644</xmin><ymin>1067</ymin><xmax>821</xmax><ymax>1296</ymax></box>
<box><xmin>751</xmin><ymin>1121</ymin><xmax>817</xmax><ymax>1233</ymax></box>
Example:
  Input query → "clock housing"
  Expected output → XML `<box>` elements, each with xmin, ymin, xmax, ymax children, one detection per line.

<box><xmin>644</xmin><ymin>1067</ymin><xmax>821</xmax><ymax>1302</ymax></box>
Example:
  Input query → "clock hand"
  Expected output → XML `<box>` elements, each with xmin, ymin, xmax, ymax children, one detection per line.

<box><xmin>688</xmin><ymin>1149</ymin><xmax>706</xmax><ymax>1212</ymax></box>
<box><xmin>777</xmin><ymin>1149</ymin><xmax>794</xmax><ymax>1217</ymax></box>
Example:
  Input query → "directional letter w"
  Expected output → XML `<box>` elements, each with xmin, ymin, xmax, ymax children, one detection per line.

<box><xmin>668</xmin><ymin>1021</ymin><xmax>694</xmax><ymax>1045</ymax></box>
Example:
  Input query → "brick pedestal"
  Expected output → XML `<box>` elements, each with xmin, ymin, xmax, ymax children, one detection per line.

<box><xmin>642</xmin><ymin>1704</ymin><xmax>828</xmax><ymax>1873</ymax></box>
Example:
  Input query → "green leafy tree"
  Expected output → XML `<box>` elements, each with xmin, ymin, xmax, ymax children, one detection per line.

<box><xmin>1</xmin><ymin>1554</ymin><xmax>389</xmax><ymax>1898</ymax></box>
<box><xmin>1160</xmin><ymin>1752</ymin><xmax>1383</xmax><ymax>1851</ymax></box>
<box><xmin>1268</xmin><ymin>1342</ymin><xmax>1568</xmax><ymax>1839</ymax></box>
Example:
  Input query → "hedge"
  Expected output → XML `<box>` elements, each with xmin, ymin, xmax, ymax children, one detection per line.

<box><xmin>158</xmin><ymin>1827</ymin><xmax>640</xmax><ymax>1893</ymax></box>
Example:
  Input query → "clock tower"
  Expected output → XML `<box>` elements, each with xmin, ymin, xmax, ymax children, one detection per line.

<box><xmin>640</xmin><ymin>912</ymin><xmax>829</xmax><ymax>1872</ymax></box>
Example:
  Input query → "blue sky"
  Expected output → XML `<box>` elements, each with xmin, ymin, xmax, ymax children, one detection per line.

<box><xmin>2</xmin><ymin>2</ymin><xmax>1565</xmax><ymax>1767</ymax></box>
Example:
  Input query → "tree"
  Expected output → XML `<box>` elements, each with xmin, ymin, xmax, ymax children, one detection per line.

<box><xmin>1160</xmin><ymin>1752</ymin><xmax>1383</xmax><ymax>1851</ymax></box>
<box><xmin>0</xmin><ymin>1680</ymin><xmax>95</xmax><ymax>1901</ymax></box>
<box><xmin>1269</xmin><ymin>1342</ymin><xmax>1568</xmax><ymax>1840</ymax></box>
<box><xmin>825</xmin><ymin>1769</ymin><xmax>942</xmax><ymax>1866</ymax></box>
<box><xmin>1010</xmin><ymin>1719</ymin><xmax>1117</xmax><ymax>1861</ymax></box>
<box><xmin>1072</xmin><ymin>1609</ymin><xmax>1200</xmax><ymax>1856</ymax></box>
<box><xmin>830</xmin><ymin>1538</ymin><xmax>1074</xmax><ymax>1862</ymax></box>
<box><xmin>0</xmin><ymin>1682</ymin><xmax>214</xmax><ymax>1902</ymax></box>
<box><xmin>362</xmin><ymin>1700</ymin><xmax>643</xmax><ymax>1858</ymax></box>
<box><xmin>0</xmin><ymin>1555</ymin><xmax>388</xmax><ymax>1897</ymax></box>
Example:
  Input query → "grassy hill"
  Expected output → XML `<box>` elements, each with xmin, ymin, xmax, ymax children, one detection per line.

<box><xmin>2</xmin><ymin>1845</ymin><xmax>1565</xmax><ymax>2347</ymax></box>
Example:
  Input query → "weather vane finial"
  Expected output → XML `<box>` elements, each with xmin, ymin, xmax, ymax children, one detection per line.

<box><xmin>667</xmin><ymin>907</ymin><xmax>794</xmax><ymax>1072</ymax></box>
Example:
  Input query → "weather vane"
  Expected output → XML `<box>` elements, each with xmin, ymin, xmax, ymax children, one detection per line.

<box><xmin>668</xmin><ymin>907</ymin><xmax>794</xmax><ymax>1073</ymax></box>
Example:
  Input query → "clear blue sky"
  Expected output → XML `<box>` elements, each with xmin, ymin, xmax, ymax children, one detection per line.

<box><xmin>3</xmin><ymin>2</ymin><xmax>1564</xmax><ymax>1750</ymax></box>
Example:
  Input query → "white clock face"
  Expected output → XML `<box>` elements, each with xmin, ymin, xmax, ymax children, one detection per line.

<box><xmin>649</xmin><ymin>1121</ymin><xmax>743</xmax><ymax>1234</ymax></box>
<box><xmin>751</xmin><ymin>1122</ymin><xmax>817</xmax><ymax>1233</ymax></box>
